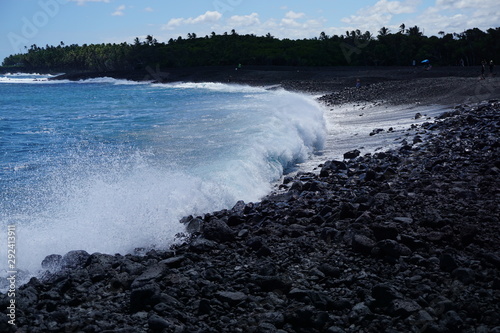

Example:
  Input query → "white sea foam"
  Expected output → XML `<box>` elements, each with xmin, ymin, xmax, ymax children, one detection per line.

<box><xmin>0</xmin><ymin>73</ymin><xmax>147</xmax><ymax>85</ymax></box>
<box><xmin>3</xmin><ymin>72</ymin><xmax>57</xmax><ymax>77</ymax></box>
<box><xmin>0</xmin><ymin>76</ymin><xmax>51</xmax><ymax>84</ymax></box>
<box><xmin>76</xmin><ymin>77</ymin><xmax>151</xmax><ymax>85</ymax></box>
<box><xmin>155</xmin><ymin>81</ymin><xmax>269</xmax><ymax>93</ymax></box>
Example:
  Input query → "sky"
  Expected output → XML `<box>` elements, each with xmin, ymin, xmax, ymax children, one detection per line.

<box><xmin>1</xmin><ymin>0</ymin><xmax>499</xmax><ymax>63</ymax></box>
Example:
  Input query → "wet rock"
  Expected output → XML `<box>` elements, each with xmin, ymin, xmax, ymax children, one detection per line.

<box><xmin>369</xmin><ymin>128</ymin><xmax>384</xmax><ymax>136</ymax></box>
<box><xmin>393</xmin><ymin>216</ymin><xmax>413</xmax><ymax>224</ymax></box>
<box><xmin>441</xmin><ymin>310</ymin><xmax>464</xmax><ymax>330</ymax></box>
<box><xmin>343</xmin><ymin>149</ymin><xmax>360</xmax><ymax>159</ymax></box>
<box><xmin>41</xmin><ymin>254</ymin><xmax>63</xmax><ymax>271</ymax></box>
<box><xmin>148</xmin><ymin>315</ymin><xmax>171</xmax><ymax>332</ymax></box>
<box><xmin>451</xmin><ymin>267</ymin><xmax>475</xmax><ymax>284</ymax></box>
<box><xmin>372</xmin><ymin>284</ymin><xmax>403</xmax><ymax>307</ymax></box>
<box><xmin>202</xmin><ymin>218</ymin><xmax>235</xmax><ymax>242</ymax></box>
<box><xmin>61</xmin><ymin>250</ymin><xmax>90</xmax><ymax>269</ymax></box>
<box><xmin>130</xmin><ymin>283</ymin><xmax>160</xmax><ymax>312</ymax></box>
<box><xmin>317</xmin><ymin>263</ymin><xmax>341</xmax><ymax>278</ymax></box>
<box><xmin>86</xmin><ymin>253</ymin><xmax>118</xmax><ymax>282</ymax></box>
<box><xmin>371</xmin><ymin>223</ymin><xmax>399</xmax><ymax>240</ymax></box>
<box><xmin>338</xmin><ymin>202</ymin><xmax>358</xmax><ymax>219</ymax></box>
<box><xmin>387</xmin><ymin>299</ymin><xmax>421</xmax><ymax>318</ymax></box>
<box><xmin>159</xmin><ymin>256</ymin><xmax>185</xmax><ymax>268</ymax></box>
<box><xmin>439</xmin><ymin>253</ymin><xmax>458</xmax><ymax>272</ymax></box>
<box><xmin>189</xmin><ymin>237</ymin><xmax>218</xmax><ymax>252</ymax></box>
<box><xmin>132</xmin><ymin>265</ymin><xmax>166</xmax><ymax>285</ymax></box>
<box><xmin>252</xmin><ymin>275</ymin><xmax>290</xmax><ymax>292</ymax></box>
<box><xmin>352</xmin><ymin>234</ymin><xmax>376</xmax><ymax>254</ymax></box>
<box><xmin>288</xmin><ymin>288</ymin><xmax>334</xmax><ymax>310</ymax></box>
<box><xmin>216</xmin><ymin>291</ymin><xmax>247</xmax><ymax>305</ymax></box>
<box><xmin>371</xmin><ymin>239</ymin><xmax>402</xmax><ymax>263</ymax></box>
<box><xmin>258</xmin><ymin>311</ymin><xmax>285</xmax><ymax>327</ymax></box>
<box><xmin>185</xmin><ymin>217</ymin><xmax>203</xmax><ymax>233</ymax></box>
<box><xmin>349</xmin><ymin>302</ymin><xmax>373</xmax><ymax>322</ymax></box>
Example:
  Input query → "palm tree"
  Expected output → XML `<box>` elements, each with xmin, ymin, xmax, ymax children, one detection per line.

<box><xmin>378</xmin><ymin>27</ymin><xmax>390</xmax><ymax>37</ymax></box>
<box><xmin>399</xmin><ymin>23</ymin><xmax>406</xmax><ymax>34</ymax></box>
<box><xmin>407</xmin><ymin>26</ymin><xmax>423</xmax><ymax>37</ymax></box>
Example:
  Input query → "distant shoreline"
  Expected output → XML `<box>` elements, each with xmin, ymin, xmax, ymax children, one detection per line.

<box><xmin>2</xmin><ymin>64</ymin><xmax>498</xmax><ymax>105</ymax></box>
<box><xmin>1</xmin><ymin>64</ymin><xmax>483</xmax><ymax>83</ymax></box>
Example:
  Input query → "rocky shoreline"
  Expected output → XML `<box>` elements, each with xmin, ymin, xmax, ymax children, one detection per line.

<box><xmin>2</xmin><ymin>74</ymin><xmax>500</xmax><ymax>332</ymax></box>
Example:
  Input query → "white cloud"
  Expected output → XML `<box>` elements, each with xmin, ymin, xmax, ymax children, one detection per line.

<box><xmin>341</xmin><ymin>0</ymin><xmax>419</xmax><ymax>31</ymax></box>
<box><xmin>417</xmin><ymin>0</ymin><xmax>500</xmax><ymax>35</ymax></box>
<box><xmin>144</xmin><ymin>7</ymin><xmax>154</xmax><ymax>13</ymax></box>
<box><xmin>285</xmin><ymin>11</ymin><xmax>305</xmax><ymax>20</ymax></box>
<box><xmin>355</xmin><ymin>0</ymin><xmax>419</xmax><ymax>16</ymax></box>
<box><xmin>281</xmin><ymin>18</ymin><xmax>302</xmax><ymax>28</ymax></box>
<box><xmin>434</xmin><ymin>0</ymin><xmax>498</xmax><ymax>11</ymax></box>
<box><xmin>335</xmin><ymin>0</ymin><xmax>495</xmax><ymax>37</ymax></box>
<box><xmin>165</xmin><ymin>18</ymin><xmax>185</xmax><ymax>29</ymax></box>
<box><xmin>190</xmin><ymin>11</ymin><xmax>223</xmax><ymax>24</ymax></box>
<box><xmin>277</xmin><ymin>11</ymin><xmax>319</xmax><ymax>31</ymax></box>
<box><xmin>265</xmin><ymin>14</ymin><xmax>326</xmax><ymax>39</ymax></box>
<box><xmin>435</xmin><ymin>0</ymin><xmax>490</xmax><ymax>10</ymax></box>
<box><xmin>69</xmin><ymin>0</ymin><xmax>110</xmax><ymax>5</ymax></box>
<box><xmin>164</xmin><ymin>9</ymin><xmax>323</xmax><ymax>40</ymax></box>
<box><xmin>112</xmin><ymin>5</ymin><xmax>126</xmax><ymax>16</ymax></box>
<box><xmin>185</xmin><ymin>9</ymin><xmax>323</xmax><ymax>39</ymax></box>
<box><xmin>163</xmin><ymin>11</ymin><xmax>223</xmax><ymax>30</ymax></box>
<box><xmin>227</xmin><ymin>13</ymin><xmax>260</xmax><ymax>27</ymax></box>
<box><xmin>341</xmin><ymin>12</ymin><xmax>391</xmax><ymax>28</ymax></box>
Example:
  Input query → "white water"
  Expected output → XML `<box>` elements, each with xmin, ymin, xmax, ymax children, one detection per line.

<box><xmin>0</xmin><ymin>74</ymin><xmax>451</xmax><ymax>289</ymax></box>
<box><xmin>0</xmin><ymin>76</ymin><xmax>326</xmax><ymax>278</ymax></box>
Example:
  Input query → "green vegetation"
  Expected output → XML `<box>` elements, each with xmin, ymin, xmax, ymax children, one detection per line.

<box><xmin>2</xmin><ymin>26</ymin><xmax>499</xmax><ymax>71</ymax></box>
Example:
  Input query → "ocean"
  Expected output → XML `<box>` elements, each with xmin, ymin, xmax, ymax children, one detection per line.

<box><xmin>0</xmin><ymin>72</ymin><xmax>448</xmax><ymax>281</ymax></box>
<box><xmin>0</xmin><ymin>73</ymin><xmax>326</xmax><ymax>273</ymax></box>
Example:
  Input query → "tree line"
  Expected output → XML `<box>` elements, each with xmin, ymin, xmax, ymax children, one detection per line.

<box><xmin>2</xmin><ymin>25</ymin><xmax>499</xmax><ymax>72</ymax></box>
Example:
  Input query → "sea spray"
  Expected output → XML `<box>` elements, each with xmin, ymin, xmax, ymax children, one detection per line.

<box><xmin>0</xmin><ymin>75</ymin><xmax>326</xmax><ymax>276</ymax></box>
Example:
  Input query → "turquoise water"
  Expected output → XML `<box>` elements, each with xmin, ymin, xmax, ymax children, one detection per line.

<box><xmin>0</xmin><ymin>73</ymin><xmax>326</xmax><ymax>271</ymax></box>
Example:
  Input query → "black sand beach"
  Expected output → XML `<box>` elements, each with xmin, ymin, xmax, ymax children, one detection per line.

<box><xmin>2</xmin><ymin>67</ymin><xmax>500</xmax><ymax>332</ymax></box>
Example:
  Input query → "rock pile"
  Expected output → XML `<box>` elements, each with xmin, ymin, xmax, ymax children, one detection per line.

<box><xmin>315</xmin><ymin>77</ymin><xmax>498</xmax><ymax>106</ymax></box>
<box><xmin>1</xmin><ymin>101</ymin><xmax>499</xmax><ymax>333</ymax></box>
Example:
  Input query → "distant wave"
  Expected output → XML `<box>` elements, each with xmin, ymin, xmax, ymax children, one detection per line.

<box><xmin>158</xmin><ymin>81</ymin><xmax>269</xmax><ymax>93</ymax></box>
<box><xmin>2</xmin><ymin>72</ymin><xmax>57</xmax><ymax>77</ymax></box>
<box><xmin>75</xmin><ymin>77</ymin><xmax>151</xmax><ymax>85</ymax></box>
<box><xmin>0</xmin><ymin>74</ymin><xmax>56</xmax><ymax>84</ymax></box>
<box><xmin>0</xmin><ymin>74</ymin><xmax>148</xmax><ymax>85</ymax></box>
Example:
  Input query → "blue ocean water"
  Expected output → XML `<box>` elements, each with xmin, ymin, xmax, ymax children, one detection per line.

<box><xmin>0</xmin><ymin>73</ymin><xmax>326</xmax><ymax>271</ymax></box>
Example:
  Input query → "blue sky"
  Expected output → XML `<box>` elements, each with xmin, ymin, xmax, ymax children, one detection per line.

<box><xmin>1</xmin><ymin>0</ymin><xmax>499</xmax><ymax>63</ymax></box>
